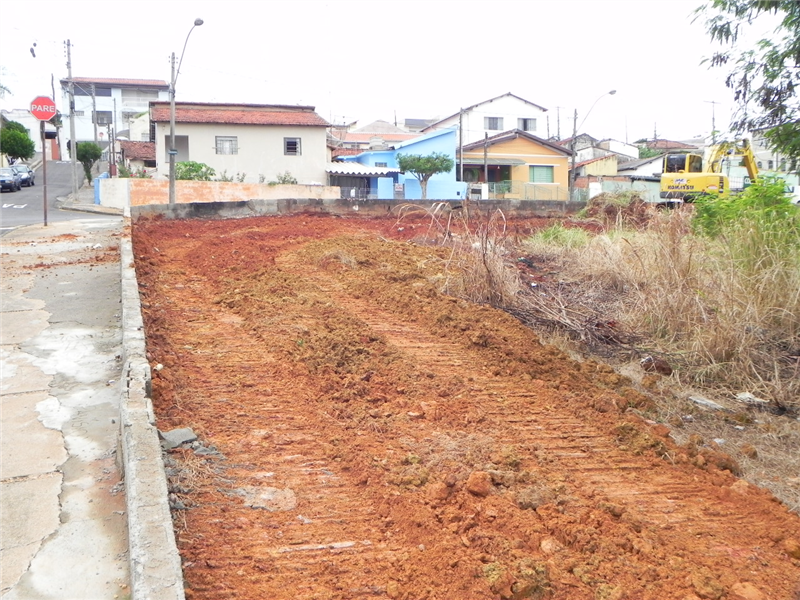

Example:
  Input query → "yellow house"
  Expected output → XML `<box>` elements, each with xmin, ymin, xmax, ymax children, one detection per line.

<box><xmin>459</xmin><ymin>129</ymin><xmax>572</xmax><ymax>200</ymax></box>
<box><xmin>574</xmin><ymin>154</ymin><xmax>618</xmax><ymax>176</ymax></box>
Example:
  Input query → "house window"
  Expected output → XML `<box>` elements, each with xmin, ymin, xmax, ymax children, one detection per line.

<box><xmin>74</xmin><ymin>110</ymin><xmax>85</xmax><ymax>117</ymax></box>
<box><xmin>284</xmin><ymin>137</ymin><xmax>301</xmax><ymax>155</ymax></box>
<box><xmin>518</xmin><ymin>118</ymin><xmax>536</xmax><ymax>132</ymax></box>
<box><xmin>529</xmin><ymin>165</ymin><xmax>554</xmax><ymax>183</ymax></box>
<box><xmin>375</xmin><ymin>162</ymin><xmax>388</xmax><ymax>167</ymax></box>
<box><xmin>768</xmin><ymin>160</ymin><xmax>774</xmax><ymax>170</ymax></box>
<box><xmin>484</xmin><ymin>117</ymin><xmax>503</xmax><ymax>130</ymax></box>
<box><xmin>93</xmin><ymin>110</ymin><xmax>112</xmax><ymax>125</ymax></box>
<box><xmin>215</xmin><ymin>136</ymin><xmax>238</xmax><ymax>155</ymax></box>
<box><xmin>74</xmin><ymin>85</ymin><xmax>111</xmax><ymax>97</ymax></box>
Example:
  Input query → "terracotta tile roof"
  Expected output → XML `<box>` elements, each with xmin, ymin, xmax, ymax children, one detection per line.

<box><xmin>330</xmin><ymin>148</ymin><xmax>363</xmax><ymax>157</ymax></box>
<box><xmin>62</xmin><ymin>77</ymin><xmax>168</xmax><ymax>89</ymax></box>
<box><xmin>575</xmin><ymin>155</ymin><xmax>616</xmax><ymax>168</ymax></box>
<box><xmin>120</xmin><ymin>141</ymin><xmax>155</xmax><ymax>160</ymax></box>
<box><xmin>150</xmin><ymin>102</ymin><xmax>329</xmax><ymax>127</ymax></box>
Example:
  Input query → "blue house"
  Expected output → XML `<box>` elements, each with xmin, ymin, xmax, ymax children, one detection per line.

<box><xmin>337</xmin><ymin>127</ymin><xmax>466</xmax><ymax>200</ymax></box>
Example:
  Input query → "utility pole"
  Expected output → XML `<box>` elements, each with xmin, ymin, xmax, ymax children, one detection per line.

<box><xmin>555</xmin><ymin>106</ymin><xmax>563</xmax><ymax>140</ymax></box>
<box><xmin>458</xmin><ymin>109</ymin><xmax>463</xmax><ymax>182</ymax></box>
<box><xmin>91</xmin><ymin>83</ymin><xmax>98</xmax><ymax>143</ymax></box>
<box><xmin>169</xmin><ymin>51</ymin><xmax>176</xmax><ymax>205</ymax></box>
<box><xmin>65</xmin><ymin>40</ymin><xmax>79</xmax><ymax>198</ymax></box>
<box><xmin>704</xmin><ymin>100</ymin><xmax>719</xmax><ymax>143</ymax></box>
<box><xmin>569</xmin><ymin>109</ymin><xmax>577</xmax><ymax>202</ymax></box>
<box><xmin>483</xmin><ymin>132</ymin><xmax>488</xmax><ymax>185</ymax></box>
<box><xmin>112</xmin><ymin>98</ymin><xmax>117</xmax><ymax>175</ymax></box>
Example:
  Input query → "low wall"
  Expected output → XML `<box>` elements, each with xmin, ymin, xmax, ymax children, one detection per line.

<box><xmin>131</xmin><ymin>198</ymin><xmax>587</xmax><ymax>221</ymax></box>
<box><xmin>100</xmin><ymin>178</ymin><xmax>341</xmax><ymax>208</ymax></box>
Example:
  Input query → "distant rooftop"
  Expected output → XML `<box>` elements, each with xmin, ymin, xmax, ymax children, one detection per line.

<box><xmin>150</xmin><ymin>102</ymin><xmax>329</xmax><ymax>127</ymax></box>
<box><xmin>60</xmin><ymin>77</ymin><xmax>169</xmax><ymax>89</ymax></box>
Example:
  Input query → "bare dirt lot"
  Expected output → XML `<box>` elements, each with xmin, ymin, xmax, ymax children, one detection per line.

<box><xmin>133</xmin><ymin>213</ymin><xmax>800</xmax><ymax>600</ymax></box>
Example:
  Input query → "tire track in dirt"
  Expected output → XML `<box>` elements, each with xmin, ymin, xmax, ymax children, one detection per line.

<box><xmin>135</xmin><ymin>217</ymin><xmax>800</xmax><ymax>600</ymax></box>
<box><xmin>283</xmin><ymin>251</ymin><xmax>800</xmax><ymax>596</ymax></box>
<box><xmin>149</xmin><ymin>283</ymin><xmax>408</xmax><ymax>599</ymax></box>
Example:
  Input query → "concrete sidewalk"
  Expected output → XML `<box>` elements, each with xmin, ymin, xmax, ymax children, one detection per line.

<box><xmin>1</xmin><ymin>216</ymin><xmax>130</xmax><ymax>599</ymax></box>
<box><xmin>55</xmin><ymin>179</ymin><xmax>123</xmax><ymax>217</ymax></box>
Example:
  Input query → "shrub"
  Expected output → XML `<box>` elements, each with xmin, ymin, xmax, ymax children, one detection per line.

<box><xmin>175</xmin><ymin>161</ymin><xmax>215</xmax><ymax>181</ymax></box>
<box><xmin>268</xmin><ymin>171</ymin><xmax>297</xmax><ymax>185</ymax></box>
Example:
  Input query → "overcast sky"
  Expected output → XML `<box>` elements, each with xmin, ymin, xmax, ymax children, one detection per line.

<box><xmin>0</xmin><ymin>0</ymin><xmax>769</xmax><ymax>144</ymax></box>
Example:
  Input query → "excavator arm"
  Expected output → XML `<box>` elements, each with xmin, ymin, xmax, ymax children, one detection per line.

<box><xmin>707</xmin><ymin>139</ymin><xmax>759</xmax><ymax>181</ymax></box>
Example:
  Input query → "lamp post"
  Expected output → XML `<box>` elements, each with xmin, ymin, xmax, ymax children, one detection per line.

<box><xmin>568</xmin><ymin>89</ymin><xmax>616</xmax><ymax>202</ymax></box>
<box><xmin>168</xmin><ymin>18</ymin><xmax>204</xmax><ymax>205</ymax></box>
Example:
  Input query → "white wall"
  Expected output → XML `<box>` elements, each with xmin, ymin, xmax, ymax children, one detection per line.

<box><xmin>153</xmin><ymin>122</ymin><xmax>328</xmax><ymax>184</ymax></box>
<box><xmin>620</xmin><ymin>158</ymin><xmax>663</xmax><ymax>177</ymax></box>
<box><xmin>59</xmin><ymin>83</ymin><xmax>167</xmax><ymax>144</ymax></box>
<box><xmin>431</xmin><ymin>95</ymin><xmax>548</xmax><ymax>145</ymax></box>
<box><xmin>599</xmin><ymin>139</ymin><xmax>638</xmax><ymax>160</ymax></box>
<box><xmin>128</xmin><ymin>113</ymin><xmax>151</xmax><ymax>143</ymax></box>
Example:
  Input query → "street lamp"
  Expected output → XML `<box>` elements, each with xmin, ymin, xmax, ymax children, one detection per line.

<box><xmin>168</xmin><ymin>18</ymin><xmax>204</xmax><ymax>205</ymax></box>
<box><xmin>568</xmin><ymin>89</ymin><xmax>616</xmax><ymax>202</ymax></box>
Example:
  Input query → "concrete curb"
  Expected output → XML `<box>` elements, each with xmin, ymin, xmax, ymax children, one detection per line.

<box><xmin>119</xmin><ymin>229</ymin><xmax>186</xmax><ymax>600</ymax></box>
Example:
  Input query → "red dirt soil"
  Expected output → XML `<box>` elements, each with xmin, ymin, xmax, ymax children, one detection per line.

<box><xmin>132</xmin><ymin>213</ymin><xmax>800</xmax><ymax>600</ymax></box>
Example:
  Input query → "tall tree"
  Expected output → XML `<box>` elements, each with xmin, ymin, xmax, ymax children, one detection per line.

<box><xmin>76</xmin><ymin>142</ymin><xmax>103</xmax><ymax>184</ymax></box>
<box><xmin>0</xmin><ymin>123</ymin><xmax>35</xmax><ymax>163</ymax></box>
<box><xmin>698</xmin><ymin>0</ymin><xmax>800</xmax><ymax>169</ymax></box>
<box><xmin>396</xmin><ymin>152</ymin><xmax>454</xmax><ymax>200</ymax></box>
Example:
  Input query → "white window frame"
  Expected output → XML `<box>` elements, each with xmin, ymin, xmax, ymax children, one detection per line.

<box><xmin>484</xmin><ymin>117</ymin><xmax>503</xmax><ymax>130</ymax></box>
<box><xmin>518</xmin><ymin>118</ymin><xmax>536</xmax><ymax>132</ymax></box>
<box><xmin>215</xmin><ymin>136</ymin><xmax>238</xmax><ymax>155</ymax></box>
<box><xmin>93</xmin><ymin>110</ymin><xmax>112</xmax><ymax>125</ymax></box>
<box><xmin>284</xmin><ymin>137</ymin><xmax>301</xmax><ymax>156</ymax></box>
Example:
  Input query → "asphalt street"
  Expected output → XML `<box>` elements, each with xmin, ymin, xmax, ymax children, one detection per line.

<box><xmin>0</xmin><ymin>161</ymin><xmax>104</xmax><ymax>234</ymax></box>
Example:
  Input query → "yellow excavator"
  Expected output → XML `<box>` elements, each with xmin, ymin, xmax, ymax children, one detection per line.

<box><xmin>660</xmin><ymin>139</ymin><xmax>759</xmax><ymax>202</ymax></box>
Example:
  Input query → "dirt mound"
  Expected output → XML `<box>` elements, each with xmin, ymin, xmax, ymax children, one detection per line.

<box><xmin>585</xmin><ymin>193</ymin><xmax>656</xmax><ymax>229</ymax></box>
<box><xmin>133</xmin><ymin>214</ymin><xmax>800</xmax><ymax>600</ymax></box>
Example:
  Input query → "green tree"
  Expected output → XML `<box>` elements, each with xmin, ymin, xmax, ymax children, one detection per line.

<box><xmin>637</xmin><ymin>145</ymin><xmax>662</xmax><ymax>159</ymax></box>
<box><xmin>1</xmin><ymin>127</ymin><xmax>35</xmax><ymax>162</ymax></box>
<box><xmin>698</xmin><ymin>0</ymin><xmax>800</xmax><ymax>170</ymax></box>
<box><xmin>76</xmin><ymin>142</ymin><xmax>102</xmax><ymax>184</ymax></box>
<box><xmin>396</xmin><ymin>152</ymin><xmax>454</xmax><ymax>200</ymax></box>
<box><xmin>3</xmin><ymin>120</ymin><xmax>28</xmax><ymax>135</ymax></box>
<box><xmin>175</xmin><ymin>161</ymin><xmax>215</xmax><ymax>181</ymax></box>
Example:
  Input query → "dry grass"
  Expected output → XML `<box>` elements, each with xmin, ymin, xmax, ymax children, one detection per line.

<box><xmin>414</xmin><ymin>194</ymin><xmax>800</xmax><ymax>511</ymax></box>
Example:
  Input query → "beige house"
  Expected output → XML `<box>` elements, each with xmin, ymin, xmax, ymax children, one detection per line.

<box><xmin>460</xmin><ymin>129</ymin><xmax>571</xmax><ymax>200</ymax></box>
<box><xmin>150</xmin><ymin>102</ymin><xmax>330</xmax><ymax>184</ymax></box>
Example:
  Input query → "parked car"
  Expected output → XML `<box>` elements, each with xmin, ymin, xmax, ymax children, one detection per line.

<box><xmin>12</xmin><ymin>164</ymin><xmax>34</xmax><ymax>187</ymax></box>
<box><xmin>0</xmin><ymin>167</ymin><xmax>22</xmax><ymax>192</ymax></box>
